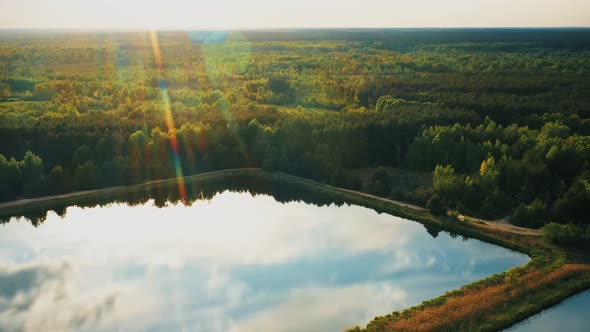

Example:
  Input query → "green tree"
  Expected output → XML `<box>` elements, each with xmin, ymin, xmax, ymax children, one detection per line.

<box><xmin>0</xmin><ymin>83</ymin><xmax>10</xmax><ymax>101</ymax></box>
<box><xmin>553</xmin><ymin>181</ymin><xmax>590</xmax><ymax>224</ymax></box>
<box><xmin>479</xmin><ymin>156</ymin><xmax>499</xmax><ymax>188</ymax></box>
<box><xmin>0</xmin><ymin>155</ymin><xmax>21</xmax><ymax>201</ymax></box>
<box><xmin>511</xmin><ymin>199</ymin><xmax>548</xmax><ymax>228</ymax></box>
<box><xmin>74</xmin><ymin>161</ymin><xmax>97</xmax><ymax>190</ymax></box>
<box><xmin>369</xmin><ymin>167</ymin><xmax>392</xmax><ymax>196</ymax></box>
<box><xmin>433</xmin><ymin>164</ymin><xmax>463</xmax><ymax>205</ymax></box>
<box><xmin>427</xmin><ymin>194</ymin><xmax>446</xmax><ymax>216</ymax></box>
<box><xmin>46</xmin><ymin>165</ymin><xmax>71</xmax><ymax>194</ymax></box>
<box><xmin>21</xmin><ymin>151</ymin><xmax>45</xmax><ymax>198</ymax></box>
<box><xmin>541</xmin><ymin>222</ymin><xmax>587</xmax><ymax>244</ymax></box>
<box><xmin>72</xmin><ymin>145</ymin><xmax>93</xmax><ymax>168</ymax></box>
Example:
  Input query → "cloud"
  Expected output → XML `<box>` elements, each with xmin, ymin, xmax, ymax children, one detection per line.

<box><xmin>0</xmin><ymin>191</ymin><xmax>528</xmax><ymax>331</ymax></box>
<box><xmin>0</xmin><ymin>260</ymin><xmax>159</xmax><ymax>332</ymax></box>
<box><xmin>5</xmin><ymin>192</ymin><xmax>420</xmax><ymax>268</ymax></box>
<box><xmin>229</xmin><ymin>283</ymin><xmax>408</xmax><ymax>332</ymax></box>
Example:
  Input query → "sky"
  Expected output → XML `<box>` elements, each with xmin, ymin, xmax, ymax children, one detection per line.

<box><xmin>0</xmin><ymin>0</ymin><xmax>589</xmax><ymax>30</ymax></box>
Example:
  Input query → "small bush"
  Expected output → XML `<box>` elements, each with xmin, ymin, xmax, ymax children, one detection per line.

<box><xmin>406</xmin><ymin>185</ymin><xmax>434</xmax><ymax>205</ymax></box>
<box><xmin>448</xmin><ymin>211</ymin><xmax>462</xmax><ymax>222</ymax></box>
<box><xmin>391</xmin><ymin>189</ymin><xmax>405</xmax><ymax>201</ymax></box>
<box><xmin>455</xmin><ymin>201</ymin><xmax>467</xmax><ymax>214</ymax></box>
<box><xmin>540</xmin><ymin>222</ymin><xmax>588</xmax><ymax>245</ymax></box>
<box><xmin>505</xmin><ymin>267</ymin><xmax>521</xmax><ymax>283</ymax></box>
<box><xmin>427</xmin><ymin>194</ymin><xmax>446</xmax><ymax>216</ymax></box>
<box><xmin>511</xmin><ymin>199</ymin><xmax>548</xmax><ymax>228</ymax></box>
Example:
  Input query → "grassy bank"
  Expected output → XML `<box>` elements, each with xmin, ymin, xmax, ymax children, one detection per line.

<box><xmin>1</xmin><ymin>168</ymin><xmax>589</xmax><ymax>331</ymax></box>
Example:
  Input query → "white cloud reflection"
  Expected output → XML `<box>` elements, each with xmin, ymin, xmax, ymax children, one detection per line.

<box><xmin>0</xmin><ymin>191</ymin><xmax>529</xmax><ymax>331</ymax></box>
<box><xmin>230</xmin><ymin>283</ymin><xmax>408</xmax><ymax>332</ymax></box>
<box><xmin>0</xmin><ymin>259</ymin><xmax>160</xmax><ymax>332</ymax></box>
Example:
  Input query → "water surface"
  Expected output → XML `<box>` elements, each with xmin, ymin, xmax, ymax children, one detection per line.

<box><xmin>0</xmin><ymin>190</ymin><xmax>528</xmax><ymax>332</ymax></box>
<box><xmin>506</xmin><ymin>290</ymin><xmax>590</xmax><ymax>332</ymax></box>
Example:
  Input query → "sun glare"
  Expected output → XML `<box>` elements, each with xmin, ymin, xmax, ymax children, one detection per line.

<box><xmin>149</xmin><ymin>30</ymin><xmax>187</xmax><ymax>201</ymax></box>
<box><xmin>0</xmin><ymin>0</ymin><xmax>588</xmax><ymax>29</ymax></box>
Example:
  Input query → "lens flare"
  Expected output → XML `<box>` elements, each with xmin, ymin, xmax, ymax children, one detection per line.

<box><xmin>150</xmin><ymin>30</ymin><xmax>187</xmax><ymax>202</ymax></box>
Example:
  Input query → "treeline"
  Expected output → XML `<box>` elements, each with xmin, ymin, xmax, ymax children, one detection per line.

<box><xmin>0</xmin><ymin>97</ymin><xmax>477</xmax><ymax>201</ymax></box>
<box><xmin>0</xmin><ymin>29</ymin><xmax>589</xmax><ymax>232</ymax></box>
<box><xmin>409</xmin><ymin>116</ymin><xmax>590</xmax><ymax>228</ymax></box>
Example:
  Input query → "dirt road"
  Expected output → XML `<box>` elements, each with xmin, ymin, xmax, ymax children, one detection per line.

<box><xmin>0</xmin><ymin>168</ymin><xmax>540</xmax><ymax>236</ymax></box>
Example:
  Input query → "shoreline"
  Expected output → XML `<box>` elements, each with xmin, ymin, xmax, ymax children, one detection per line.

<box><xmin>0</xmin><ymin>168</ymin><xmax>585</xmax><ymax>331</ymax></box>
<box><xmin>0</xmin><ymin>168</ymin><xmax>538</xmax><ymax>236</ymax></box>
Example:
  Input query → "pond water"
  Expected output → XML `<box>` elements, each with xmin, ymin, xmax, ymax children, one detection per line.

<box><xmin>505</xmin><ymin>290</ymin><xmax>590</xmax><ymax>332</ymax></box>
<box><xmin>0</xmin><ymin>188</ymin><xmax>529</xmax><ymax>332</ymax></box>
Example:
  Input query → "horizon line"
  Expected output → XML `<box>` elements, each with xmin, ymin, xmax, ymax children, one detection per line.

<box><xmin>1</xmin><ymin>26</ymin><xmax>590</xmax><ymax>33</ymax></box>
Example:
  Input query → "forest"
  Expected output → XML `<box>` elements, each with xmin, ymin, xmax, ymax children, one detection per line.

<box><xmin>1</xmin><ymin>29</ymin><xmax>589</xmax><ymax>240</ymax></box>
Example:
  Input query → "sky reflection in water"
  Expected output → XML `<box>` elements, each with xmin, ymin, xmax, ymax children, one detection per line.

<box><xmin>0</xmin><ymin>191</ymin><xmax>529</xmax><ymax>332</ymax></box>
<box><xmin>505</xmin><ymin>290</ymin><xmax>590</xmax><ymax>332</ymax></box>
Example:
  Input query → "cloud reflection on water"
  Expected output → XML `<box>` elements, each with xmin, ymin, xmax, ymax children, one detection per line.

<box><xmin>0</xmin><ymin>191</ymin><xmax>529</xmax><ymax>331</ymax></box>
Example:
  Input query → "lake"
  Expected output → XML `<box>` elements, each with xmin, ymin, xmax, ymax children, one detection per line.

<box><xmin>0</xmin><ymin>181</ymin><xmax>529</xmax><ymax>332</ymax></box>
<box><xmin>505</xmin><ymin>290</ymin><xmax>590</xmax><ymax>332</ymax></box>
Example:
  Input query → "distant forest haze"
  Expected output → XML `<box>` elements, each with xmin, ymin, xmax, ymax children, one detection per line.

<box><xmin>1</xmin><ymin>29</ymin><xmax>590</xmax><ymax>237</ymax></box>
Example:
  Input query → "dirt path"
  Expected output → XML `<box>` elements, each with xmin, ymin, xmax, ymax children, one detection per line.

<box><xmin>0</xmin><ymin>168</ymin><xmax>256</xmax><ymax>210</ymax></box>
<box><xmin>349</xmin><ymin>188</ymin><xmax>539</xmax><ymax>236</ymax></box>
<box><xmin>340</xmin><ymin>187</ymin><xmax>428</xmax><ymax>212</ymax></box>
<box><xmin>0</xmin><ymin>168</ymin><xmax>540</xmax><ymax>236</ymax></box>
<box><xmin>459</xmin><ymin>215</ymin><xmax>540</xmax><ymax>236</ymax></box>
<box><xmin>274</xmin><ymin>171</ymin><xmax>540</xmax><ymax>237</ymax></box>
<box><xmin>0</xmin><ymin>188</ymin><xmax>110</xmax><ymax>209</ymax></box>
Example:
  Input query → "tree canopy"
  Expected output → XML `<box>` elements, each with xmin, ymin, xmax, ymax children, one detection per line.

<box><xmin>0</xmin><ymin>29</ymin><xmax>589</xmax><ymax>230</ymax></box>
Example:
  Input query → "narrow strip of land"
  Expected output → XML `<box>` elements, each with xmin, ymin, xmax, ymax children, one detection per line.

<box><xmin>0</xmin><ymin>168</ymin><xmax>258</xmax><ymax>209</ymax></box>
<box><xmin>0</xmin><ymin>168</ymin><xmax>539</xmax><ymax>236</ymax></box>
<box><xmin>273</xmin><ymin>171</ymin><xmax>539</xmax><ymax>236</ymax></box>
